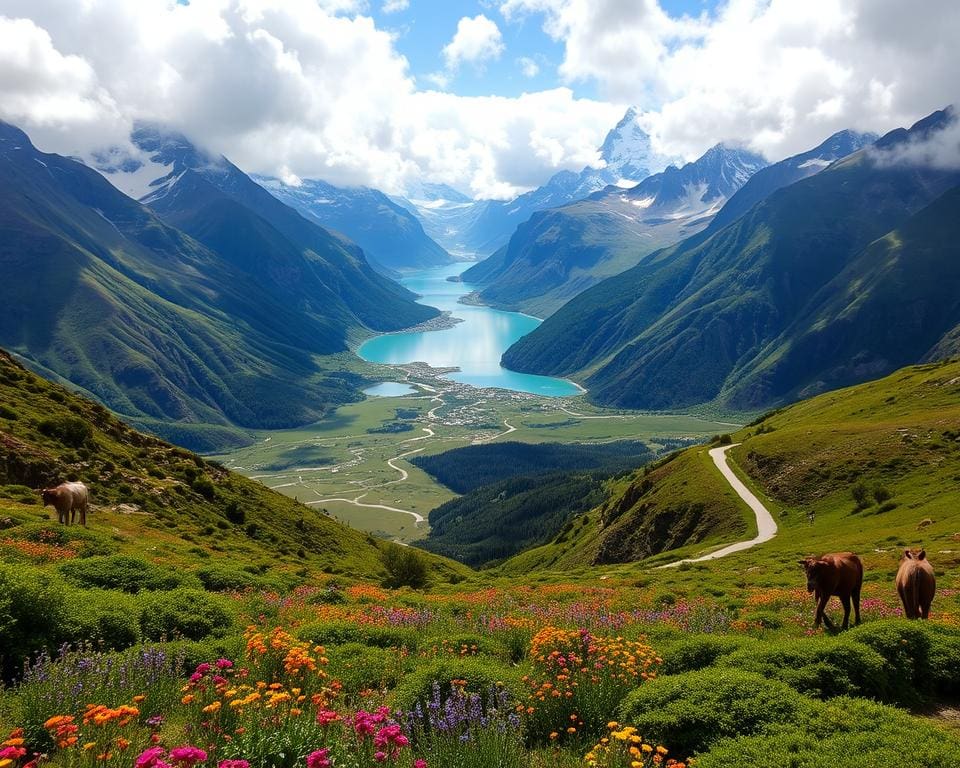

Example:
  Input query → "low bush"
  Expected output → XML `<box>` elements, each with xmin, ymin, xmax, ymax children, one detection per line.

<box><xmin>326</xmin><ymin>642</ymin><xmax>405</xmax><ymax>694</ymax></box>
<box><xmin>718</xmin><ymin>637</ymin><xmax>889</xmax><ymax>701</ymax></box>
<box><xmin>381</xmin><ymin>545</ymin><xmax>428</xmax><ymax>589</ymax></box>
<box><xmin>659</xmin><ymin>634</ymin><xmax>756</xmax><ymax>675</ymax></box>
<box><xmin>297</xmin><ymin>621</ymin><xmax>422</xmax><ymax>652</ymax></box>
<box><xmin>196</xmin><ymin>564</ymin><xmax>258</xmax><ymax>592</ymax></box>
<box><xmin>391</xmin><ymin>656</ymin><xmax>523</xmax><ymax>714</ymax></box>
<box><xmin>0</xmin><ymin>563</ymin><xmax>69</xmax><ymax>679</ymax></box>
<box><xmin>618</xmin><ymin>668</ymin><xmax>809</xmax><ymax>759</ymax></box>
<box><xmin>694</xmin><ymin>697</ymin><xmax>960</xmax><ymax>768</ymax></box>
<box><xmin>59</xmin><ymin>555</ymin><xmax>188</xmax><ymax>593</ymax></box>
<box><xmin>61</xmin><ymin>589</ymin><xmax>141</xmax><ymax>650</ymax></box>
<box><xmin>139</xmin><ymin>588</ymin><xmax>234</xmax><ymax>641</ymax></box>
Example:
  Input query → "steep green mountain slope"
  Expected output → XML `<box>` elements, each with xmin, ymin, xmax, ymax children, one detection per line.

<box><xmin>502</xmin><ymin>109</ymin><xmax>960</xmax><ymax>411</ymax></box>
<box><xmin>726</xmin><ymin>184</ymin><xmax>960</xmax><ymax>407</ymax></box>
<box><xmin>0</xmin><ymin>122</ymin><xmax>436</xmax><ymax>451</ymax></box>
<box><xmin>410</xmin><ymin>439</ymin><xmax>654</xmax><ymax>493</ymax></box>
<box><xmin>463</xmin><ymin>145</ymin><xmax>768</xmax><ymax>317</ymax></box>
<box><xmin>0</xmin><ymin>348</ymin><xmax>469</xmax><ymax>582</ymax></box>
<box><xmin>254</xmin><ymin>175</ymin><xmax>452</xmax><ymax>271</ymax></box>
<box><xmin>131</xmin><ymin>125</ymin><xmax>437</xmax><ymax>332</ymax></box>
<box><xmin>501</xmin><ymin>359</ymin><xmax>960</xmax><ymax>577</ymax></box>
<box><xmin>417</xmin><ymin>470</ymin><xmax>620</xmax><ymax>568</ymax></box>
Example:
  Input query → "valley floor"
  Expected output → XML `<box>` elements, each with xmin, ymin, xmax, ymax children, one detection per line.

<box><xmin>214</xmin><ymin>361</ymin><xmax>736</xmax><ymax>542</ymax></box>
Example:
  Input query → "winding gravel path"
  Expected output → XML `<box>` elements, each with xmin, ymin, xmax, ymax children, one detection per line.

<box><xmin>658</xmin><ymin>443</ymin><xmax>777</xmax><ymax>569</ymax></box>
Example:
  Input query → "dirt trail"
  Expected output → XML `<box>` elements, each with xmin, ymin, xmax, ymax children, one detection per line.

<box><xmin>658</xmin><ymin>443</ymin><xmax>777</xmax><ymax>568</ymax></box>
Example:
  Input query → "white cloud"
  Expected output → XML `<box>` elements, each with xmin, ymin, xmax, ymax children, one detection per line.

<box><xmin>0</xmin><ymin>1</ymin><xmax>616</xmax><ymax>199</ymax></box>
<box><xmin>441</xmin><ymin>14</ymin><xmax>505</xmax><ymax>70</ymax></box>
<box><xmin>500</xmin><ymin>0</ymin><xmax>960</xmax><ymax>162</ymax></box>
<box><xmin>1</xmin><ymin>0</ymin><xmax>957</xmax><ymax>203</ymax></box>
<box><xmin>518</xmin><ymin>56</ymin><xmax>540</xmax><ymax>78</ymax></box>
<box><xmin>382</xmin><ymin>0</ymin><xmax>409</xmax><ymax>12</ymax></box>
<box><xmin>871</xmin><ymin>108</ymin><xmax>960</xmax><ymax>171</ymax></box>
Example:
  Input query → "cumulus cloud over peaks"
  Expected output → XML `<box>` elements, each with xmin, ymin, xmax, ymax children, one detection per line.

<box><xmin>0</xmin><ymin>0</ymin><xmax>617</xmax><ymax>199</ymax></box>
<box><xmin>500</xmin><ymin>0</ymin><xmax>960</xmax><ymax>162</ymax></box>
<box><xmin>0</xmin><ymin>0</ymin><xmax>957</xmax><ymax>199</ymax></box>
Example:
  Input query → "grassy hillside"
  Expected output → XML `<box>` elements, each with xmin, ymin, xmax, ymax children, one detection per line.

<box><xmin>1</xmin><ymin>352</ymin><xmax>959</xmax><ymax>768</ymax></box>
<box><xmin>502</xmin><ymin>110</ymin><xmax>960</xmax><ymax>412</ymax></box>
<box><xmin>0</xmin><ymin>348</ymin><xmax>469</xmax><ymax>671</ymax></box>
<box><xmin>501</xmin><ymin>359</ymin><xmax>960</xmax><ymax>585</ymax></box>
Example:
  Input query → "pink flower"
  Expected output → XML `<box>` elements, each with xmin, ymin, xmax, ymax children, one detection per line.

<box><xmin>374</xmin><ymin>752</ymin><xmax>387</xmax><ymax>763</ymax></box>
<box><xmin>194</xmin><ymin>663</ymin><xmax>213</xmax><ymax>675</ymax></box>
<box><xmin>0</xmin><ymin>746</ymin><xmax>26</xmax><ymax>760</ymax></box>
<box><xmin>306</xmin><ymin>749</ymin><xmax>331</xmax><ymax>768</ymax></box>
<box><xmin>218</xmin><ymin>761</ymin><xmax>249</xmax><ymax>768</ymax></box>
<box><xmin>414</xmin><ymin>761</ymin><xmax>428</xmax><ymax>768</ymax></box>
<box><xmin>136</xmin><ymin>747</ymin><xmax>168</xmax><ymax>768</ymax></box>
<box><xmin>169</xmin><ymin>745</ymin><xmax>207</xmax><ymax>766</ymax></box>
<box><xmin>215</xmin><ymin>659</ymin><xmax>234</xmax><ymax>669</ymax></box>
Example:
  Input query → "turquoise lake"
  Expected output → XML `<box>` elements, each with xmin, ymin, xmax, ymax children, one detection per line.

<box><xmin>358</xmin><ymin>263</ymin><xmax>582</xmax><ymax>397</ymax></box>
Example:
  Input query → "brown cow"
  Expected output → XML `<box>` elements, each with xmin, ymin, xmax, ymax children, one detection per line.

<box><xmin>798</xmin><ymin>552</ymin><xmax>863</xmax><ymax>630</ymax></box>
<box><xmin>40</xmin><ymin>482</ymin><xmax>89</xmax><ymax>526</ymax></box>
<box><xmin>896</xmin><ymin>549</ymin><xmax>935</xmax><ymax>619</ymax></box>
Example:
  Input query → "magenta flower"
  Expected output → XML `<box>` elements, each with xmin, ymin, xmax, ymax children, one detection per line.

<box><xmin>169</xmin><ymin>745</ymin><xmax>208</xmax><ymax>766</ymax></box>
<box><xmin>215</xmin><ymin>658</ymin><xmax>234</xmax><ymax>669</ymax></box>
<box><xmin>218</xmin><ymin>761</ymin><xmax>250</xmax><ymax>768</ymax></box>
<box><xmin>136</xmin><ymin>747</ymin><xmax>168</xmax><ymax>768</ymax></box>
<box><xmin>306</xmin><ymin>748</ymin><xmax>331</xmax><ymax>768</ymax></box>
<box><xmin>414</xmin><ymin>760</ymin><xmax>428</xmax><ymax>768</ymax></box>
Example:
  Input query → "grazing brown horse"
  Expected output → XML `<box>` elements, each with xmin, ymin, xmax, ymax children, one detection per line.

<box><xmin>896</xmin><ymin>549</ymin><xmax>935</xmax><ymax>619</ymax></box>
<box><xmin>798</xmin><ymin>552</ymin><xmax>863</xmax><ymax>630</ymax></box>
<box><xmin>40</xmin><ymin>482</ymin><xmax>89</xmax><ymax>526</ymax></box>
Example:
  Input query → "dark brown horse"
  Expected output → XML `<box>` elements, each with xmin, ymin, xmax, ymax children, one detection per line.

<box><xmin>798</xmin><ymin>552</ymin><xmax>863</xmax><ymax>630</ymax></box>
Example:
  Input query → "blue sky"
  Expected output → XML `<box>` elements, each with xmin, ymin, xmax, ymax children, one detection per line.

<box><xmin>370</xmin><ymin>0</ymin><xmax>720</xmax><ymax>99</ymax></box>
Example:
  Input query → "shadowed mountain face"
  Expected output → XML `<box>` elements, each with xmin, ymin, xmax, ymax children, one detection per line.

<box><xmin>122</xmin><ymin>124</ymin><xmax>438</xmax><ymax>333</ymax></box>
<box><xmin>462</xmin><ymin>144</ymin><xmax>769</xmax><ymax>317</ymax></box>
<box><xmin>253</xmin><ymin>175</ymin><xmax>452</xmax><ymax>272</ymax></box>
<box><xmin>0</xmin><ymin>121</ymin><xmax>432</xmax><ymax>451</ymax></box>
<box><xmin>501</xmin><ymin>109</ymin><xmax>960</xmax><ymax>412</ymax></box>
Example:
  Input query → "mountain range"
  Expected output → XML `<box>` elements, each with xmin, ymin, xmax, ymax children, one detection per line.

<box><xmin>252</xmin><ymin>175</ymin><xmax>451</xmax><ymax>272</ymax></box>
<box><xmin>464</xmin><ymin>128</ymin><xmax>875</xmax><ymax>317</ymax></box>
<box><xmin>398</xmin><ymin>107</ymin><xmax>678</xmax><ymax>259</ymax></box>
<box><xmin>460</xmin><ymin>142</ymin><xmax>772</xmax><ymax>316</ymax></box>
<box><xmin>0</xmin><ymin>121</ymin><xmax>437</xmax><ymax>451</ymax></box>
<box><xmin>501</xmin><ymin>108</ymin><xmax>960</xmax><ymax>412</ymax></box>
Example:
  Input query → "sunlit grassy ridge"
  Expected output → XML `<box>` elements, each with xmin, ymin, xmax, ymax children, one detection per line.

<box><xmin>0</xmin><ymin>348</ymin><xmax>468</xmax><ymax>587</ymax></box>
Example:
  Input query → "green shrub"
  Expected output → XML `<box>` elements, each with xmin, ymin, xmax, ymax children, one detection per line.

<box><xmin>741</xmin><ymin>610</ymin><xmax>784</xmax><ymax>630</ymax></box>
<box><xmin>0</xmin><ymin>563</ymin><xmax>69</xmax><ymax>679</ymax></box>
<box><xmin>59</xmin><ymin>555</ymin><xmax>187</xmax><ymax>593</ymax></box>
<box><xmin>848</xmin><ymin>619</ymin><xmax>960</xmax><ymax>702</ymax></box>
<box><xmin>139</xmin><ymin>588</ymin><xmax>233</xmax><ymax>641</ymax></box>
<box><xmin>297</xmin><ymin>620</ymin><xmax>422</xmax><ymax>652</ymax></box>
<box><xmin>693</xmin><ymin>697</ymin><xmax>960</xmax><ymax>768</ymax></box>
<box><xmin>191</xmin><ymin>476</ymin><xmax>216</xmax><ymax>499</ymax></box>
<box><xmin>660</xmin><ymin>635</ymin><xmax>756</xmax><ymax>675</ymax></box>
<box><xmin>618</xmin><ymin>668</ymin><xmax>808</xmax><ymax>759</ymax></box>
<box><xmin>326</xmin><ymin>643</ymin><xmax>405</xmax><ymax>694</ymax></box>
<box><xmin>38</xmin><ymin>415</ymin><xmax>93</xmax><ymax>447</ymax></box>
<box><xmin>196</xmin><ymin>564</ymin><xmax>258</xmax><ymax>592</ymax></box>
<box><xmin>381</xmin><ymin>545</ymin><xmax>428</xmax><ymax>589</ymax></box>
<box><xmin>61</xmin><ymin>589</ymin><xmax>141</xmax><ymax>650</ymax></box>
<box><xmin>718</xmin><ymin>637</ymin><xmax>889</xmax><ymax>701</ymax></box>
<box><xmin>391</xmin><ymin>657</ymin><xmax>523</xmax><ymax>714</ymax></box>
